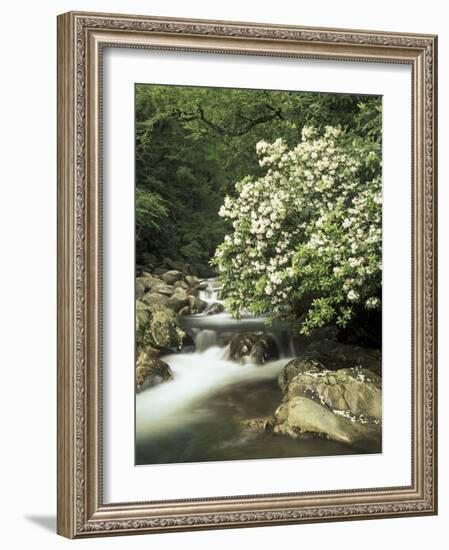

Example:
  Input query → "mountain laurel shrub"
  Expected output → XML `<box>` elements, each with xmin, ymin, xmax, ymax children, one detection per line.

<box><xmin>212</xmin><ymin>126</ymin><xmax>381</xmax><ymax>334</ymax></box>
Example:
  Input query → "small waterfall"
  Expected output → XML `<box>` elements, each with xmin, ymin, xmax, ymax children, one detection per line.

<box><xmin>198</xmin><ymin>278</ymin><xmax>223</xmax><ymax>305</ymax></box>
<box><xmin>194</xmin><ymin>329</ymin><xmax>217</xmax><ymax>351</ymax></box>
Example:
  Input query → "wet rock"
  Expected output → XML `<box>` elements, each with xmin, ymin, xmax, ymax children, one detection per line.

<box><xmin>285</xmin><ymin>367</ymin><xmax>381</xmax><ymax>419</ymax></box>
<box><xmin>137</xmin><ymin>273</ymin><xmax>160</xmax><ymax>292</ymax></box>
<box><xmin>136</xmin><ymin>300</ymin><xmax>151</xmax><ymax>333</ymax></box>
<box><xmin>206</xmin><ymin>303</ymin><xmax>225</xmax><ymax>315</ymax></box>
<box><xmin>197</xmin><ymin>281</ymin><xmax>209</xmax><ymax>290</ymax></box>
<box><xmin>229</xmin><ymin>332</ymin><xmax>278</xmax><ymax>365</ymax></box>
<box><xmin>174</xmin><ymin>279</ymin><xmax>189</xmax><ymax>291</ymax></box>
<box><xmin>241</xmin><ymin>417</ymin><xmax>274</xmax><ymax>432</ymax></box>
<box><xmin>136</xmin><ymin>355</ymin><xmax>173</xmax><ymax>392</ymax></box>
<box><xmin>186</xmin><ymin>287</ymin><xmax>199</xmax><ymax>297</ymax></box>
<box><xmin>136</xmin><ymin>279</ymin><xmax>145</xmax><ymax>299</ymax></box>
<box><xmin>167</xmin><ymin>287</ymin><xmax>189</xmax><ymax>312</ymax></box>
<box><xmin>178</xmin><ymin>305</ymin><xmax>191</xmax><ymax>316</ymax></box>
<box><xmin>147</xmin><ymin>306</ymin><xmax>185</xmax><ymax>350</ymax></box>
<box><xmin>186</xmin><ymin>275</ymin><xmax>200</xmax><ymax>287</ymax></box>
<box><xmin>273</xmin><ymin>396</ymin><xmax>380</xmax><ymax>449</ymax></box>
<box><xmin>187</xmin><ymin>295</ymin><xmax>207</xmax><ymax>314</ymax></box>
<box><xmin>273</xmin><ymin>366</ymin><xmax>382</xmax><ymax>449</ymax></box>
<box><xmin>278</xmin><ymin>358</ymin><xmax>325</xmax><ymax>393</ymax></box>
<box><xmin>151</xmin><ymin>282</ymin><xmax>174</xmax><ymax>296</ymax></box>
<box><xmin>141</xmin><ymin>292</ymin><xmax>170</xmax><ymax>308</ymax></box>
<box><xmin>180</xmin><ymin>331</ymin><xmax>195</xmax><ymax>351</ymax></box>
<box><xmin>161</xmin><ymin>270</ymin><xmax>184</xmax><ymax>285</ymax></box>
<box><xmin>137</xmin><ymin>303</ymin><xmax>185</xmax><ymax>353</ymax></box>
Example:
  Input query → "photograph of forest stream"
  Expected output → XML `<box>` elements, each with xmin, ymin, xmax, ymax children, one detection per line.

<box><xmin>134</xmin><ymin>83</ymin><xmax>383</xmax><ymax>465</ymax></box>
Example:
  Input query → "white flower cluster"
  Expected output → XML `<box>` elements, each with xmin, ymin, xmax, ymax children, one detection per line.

<box><xmin>213</xmin><ymin>126</ymin><xmax>382</xmax><ymax>332</ymax></box>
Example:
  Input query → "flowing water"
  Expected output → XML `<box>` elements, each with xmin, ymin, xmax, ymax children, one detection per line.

<box><xmin>135</xmin><ymin>279</ymin><xmax>360</xmax><ymax>465</ymax></box>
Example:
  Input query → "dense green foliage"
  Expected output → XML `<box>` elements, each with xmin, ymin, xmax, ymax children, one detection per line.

<box><xmin>136</xmin><ymin>85</ymin><xmax>381</xmax><ymax>343</ymax></box>
<box><xmin>135</xmin><ymin>85</ymin><xmax>381</xmax><ymax>274</ymax></box>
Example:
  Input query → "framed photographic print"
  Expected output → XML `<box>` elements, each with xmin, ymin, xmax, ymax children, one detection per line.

<box><xmin>57</xmin><ymin>11</ymin><xmax>438</xmax><ymax>538</ymax></box>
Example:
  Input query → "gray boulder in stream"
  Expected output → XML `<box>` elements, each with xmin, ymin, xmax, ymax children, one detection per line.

<box><xmin>229</xmin><ymin>332</ymin><xmax>278</xmax><ymax>365</ymax></box>
<box><xmin>136</xmin><ymin>353</ymin><xmax>174</xmax><ymax>392</ymax></box>
<box><xmin>273</xmin><ymin>363</ymin><xmax>382</xmax><ymax>449</ymax></box>
<box><xmin>187</xmin><ymin>295</ymin><xmax>207</xmax><ymax>314</ymax></box>
<box><xmin>167</xmin><ymin>287</ymin><xmax>189</xmax><ymax>312</ymax></box>
<box><xmin>160</xmin><ymin>270</ymin><xmax>184</xmax><ymax>285</ymax></box>
<box><xmin>206</xmin><ymin>303</ymin><xmax>225</xmax><ymax>315</ymax></box>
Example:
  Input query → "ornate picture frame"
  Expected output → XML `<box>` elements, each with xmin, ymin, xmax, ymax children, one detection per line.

<box><xmin>57</xmin><ymin>11</ymin><xmax>438</xmax><ymax>538</ymax></box>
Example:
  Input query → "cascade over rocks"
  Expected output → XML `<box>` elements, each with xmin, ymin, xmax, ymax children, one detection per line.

<box><xmin>136</xmin><ymin>268</ymin><xmax>382</xmax><ymax>453</ymax></box>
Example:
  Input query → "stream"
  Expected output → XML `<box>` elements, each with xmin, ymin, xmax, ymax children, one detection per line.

<box><xmin>135</xmin><ymin>279</ymin><xmax>358</xmax><ymax>465</ymax></box>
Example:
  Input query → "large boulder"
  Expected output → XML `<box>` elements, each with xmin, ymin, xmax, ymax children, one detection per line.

<box><xmin>241</xmin><ymin>417</ymin><xmax>274</xmax><ymax>432</ymax></box>
<box><xmin>174</xmin><ymin>279</ymin><xmax>189</xmax><ymax>291</ymax></box>
<box><xmin>278</xmin><ymin>358</ymin><xmax>324</xmax><ymax>393</ymax></box>
<box><xmin>186</xmin><ymin>275</ymin><xmax>200</xmax><ymax>287</ymax></box>
<box><xmin>273</xmin><ymin>396</ymin><xmax>380</xmax><ymax>448</ymax></box>
<box><xmin>137</xmin><ymin>273</ymin><xmax>160</xmax><ymax>293</ymax></box>
<box><xmin>146</xmin><ymin>305</ymin><xmax>185</xmax><ymax>350</ymax></box>
<box><xmin>136</xmin><ymin>300</ymin><xmax>151</xmax><ymax>333</ymax></box>
<box><xmin>273</xmin><ymin>365</ymin><xmax>382</xmax><ymax>449</ymax></box>
<box><xmin>206</xmin><ymin>303</ymin><xmax>225</xmax><ymax>316</ymax></box>
<box><xmin>167</xmin><ymin>287</ymin><xmax>189</xmax><ymax>312</ymax></box>
<box><xmin>283</xmin><ymin>367</ymin><xmax>382</xmax><ymax>419</ymax></box>
<box><xmin>141</xmin><ymin>292</ymin><xmax>170</xmax><ymax>308</ymax></box>
<box><xmin>229</xmin><ymin>332</ymin><xmax>279</xmax><ymax>365</ymax></box>
<box><xmin>151</xmin><ymin>282</ymin><xmax>174</xmax><ymax>296</ymax></box>
<box><xmin>160</xmin><ymin>270</ymin><xmax>184</xmax><ymax>285</ymax></box>
<box><xmin>136</xmin><ymin>354</ymin><xmax>173</xmax><ymax>392</ymax></box>
<box><xmin>136</xmin><ymin>279</ymin><xmax>145</xmax><ymax>299</ymax></box>
<box><xmin>187</xmin><ymin>295</ymin><xmax>207</xmax><ymax>314</ymax></box>
<box><xmin>136</xmin><ymin>303</ymin><xmax>185</xmax><ymax>352</ymax></box>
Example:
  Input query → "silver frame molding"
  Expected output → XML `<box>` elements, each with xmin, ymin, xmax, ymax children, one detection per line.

<box><xmin>57</xmin><ymin>11</ymin><xmax>438</xmax><ymax>538</ymax></box>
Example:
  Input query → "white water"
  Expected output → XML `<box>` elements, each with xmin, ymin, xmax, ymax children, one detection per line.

<box><xmin>136</xmin><ymin>278</ymin><xmax>294</xmax><ymax>440</ymax></box>
<box><xmin>198</xmin><ymin>279</ymin><xmax>224</xmax><ymax>308</ymax></box>
<box><xmin>136</xmin><ymin>346</ymin><xmax>290</xmax><ymax>438</ymax></box>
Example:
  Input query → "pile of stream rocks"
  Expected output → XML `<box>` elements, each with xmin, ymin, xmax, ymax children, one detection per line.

<box><xmin>135</xmin><ymin>268</ymin><xmax>210</xmax><ymax>392</ymax></box>
<box><xmin>137</xmin><ymin>269</ymin><xmax>209</xmax><ymax>316</ymax></box>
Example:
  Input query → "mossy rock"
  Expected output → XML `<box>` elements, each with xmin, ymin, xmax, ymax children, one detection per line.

<box><xmin>161</xmin><ymin>270</ymin><xmax>184</xmax><ymax>285</ymax></box>
<box><xmin>273</xmin><ymin>396</ymin><xmax>381</xmax><ymax>449</ymax></box>
<box><xmin>147</xmin><ymin>305</ymin><xmax>185</xmax><ymax>350</ymax></box>
<box><xmin>136</xmin><ymin>356</ymin><xmax>173</xmax><ymax>392</ymax></box>
<box><xmin>187</xmin><ymin>295</ymin><xmax>207</xmax><ymax>314</ymax></box>
<box><xmin>206</xmin><ymin>303</ymin><xmax>225</xmax><ymax>316</ymax></box>
<box><xmin>229</xmin><ymin>332</ymin><xmax>278</xmax><ymax>365</ymax></box>
<box><xmin>167</xmin><ymin>287</ymin><xmax>189</xmax><ymax>312</ymax></box>
<box><xmin>137</xmin><ymin>273</ymin><xmax>160</xmax><ymax>292</ymax></box>
<box><xmin>278</xmin><ymin>358</ymin><xmax>325</xmax><ymax>393</ymax></box>
<box><xmin>284</xmin><ymin>367</ymin><xmax>382</xmax><ymax>420</ymax></box>
<box><xmin>141</xmin><ymin>292</ymin><xmax>170</xmax><ymax>308</ymax></box>
<box><xmin>272</xmin><ymin>365</ymin><xmax>382</xmax><ymax>450</ymax></box>
<box><xmin>151</xmin><ymin>282</ymin><xmax>174</xmax><ymax>296</ymax></box>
